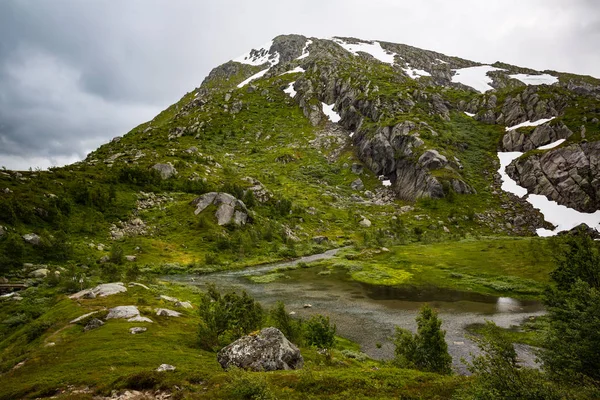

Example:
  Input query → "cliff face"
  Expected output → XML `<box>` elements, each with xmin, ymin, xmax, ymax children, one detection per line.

<box><xmin>507</xmin><ymin>141</ymin><xmax>600</xmax><ymax>213</ymax></box>
<box><xmin>199</xmin><ymin>35</ymin><xmax>599</xmax><ymax>209</ymax></box>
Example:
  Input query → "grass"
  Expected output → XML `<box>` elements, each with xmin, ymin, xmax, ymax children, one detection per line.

<box><xmin>317</xmin><ymin>237</ymin><xmax>554</xmax><ymax>299</ymax></box>
<box><xmin>0</xmin><ymin>280</ymin><xmax>468</xmax><ymax>399</ymax></box>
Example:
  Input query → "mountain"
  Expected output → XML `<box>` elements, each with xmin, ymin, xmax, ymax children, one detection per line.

<box><xmin>0</xmin><ymin>34</ymin><xmax>599</xmax><ymax>399</ymax></box>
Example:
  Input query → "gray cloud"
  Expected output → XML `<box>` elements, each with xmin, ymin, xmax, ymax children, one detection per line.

<box><xmin>0</xmin><ymin>0</ymin><xmax>598</xmax><ymax>170</ymax></box>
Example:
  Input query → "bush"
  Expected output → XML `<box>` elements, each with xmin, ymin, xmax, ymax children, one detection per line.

<box><xmin>224</xmin><ymin>367</ymin><xmax>274</xmax><ymax>400</ymax></box>
<box><xmin>457</xmin><ymin>321</ymin><xmax>562</xmax><ymax>400</ymax></box>
<box><xmin>198</xmin><ymin>285</ymin><xmax>264</xmax><ymax>351</ymax></box>
<box><xmin>393</xmin><ymin>304</ymin><xmax>452</xmax><ymax>374</ymax></box>
<box><xmin>305</xmin><ymin>315</ymin><xmax>336</xmax><ymax>350</ymax></box>
<box><xmin>540</xmin><ymin>233</ymin><xmax>600</xmax><ymax>383</ymax></box>
<box><xmin>109</xmin><ymin>245</ymin><xmax>125</xmax><ymax>265</ymax></box>
<box><xmin>269</xmin><ymin>301</ymin><xmax>303</xmax><ymax>345</ymax></box>
<box><xmin>26</xmin><ymin>320</ymin><xmax>52</xmax><ymax>342</ymax></box>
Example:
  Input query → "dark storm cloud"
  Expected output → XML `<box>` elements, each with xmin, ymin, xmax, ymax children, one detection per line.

<box><xmin>0</xmin><ymin>0</ymin><xmax>598</xmax><ymax>170</ymax></box>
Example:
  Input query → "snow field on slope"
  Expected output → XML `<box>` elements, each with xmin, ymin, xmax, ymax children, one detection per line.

<box><xmin>332</xmin><ymin>38</ymin><xmax>396</xmax><ymax>64</ymax></box>
<box><xmin>237</xmin><ymin>68</ymin><xmax>270</xmax><ymax>88</ymax></box>
<box><xmin>280</xmin><ymin>66</ymin><xmax>305</xmax><ymax>75</ymax></box>
<box><xmin>284</xmin><ymin>82</ymin><xmax>296</xmax><ymax>98</ymax></box>
<box><xmin>505</xmin><ymin>117</ymin><xmax>555</xmax><ymax>131</ymax></box>
<box><xmin>403</xmin><ymin>67</ymin><xmax>431</xmax><ymax>79</ymax></box>
<box><xmin>296</xmin><ymin>39</ymin><xmax>313</xmax><ymax>60</ymax></box>
<box><xmin>451</xmin><ymin>65</ymin><xmax>504</xmax><ymax>93</ymax></box>
<box><xmin>497</xmin><ymin>120</ymin><xmax>598</xmax><ymax>236</ymax></box>
<box><xmin>234</xmin><ymin>40</ymin><xmax>280</xmax><ymax>66</ymax></box>
<box><xmin>322</xmin><ymin>103</ymin><xmax>341</xmax><ymax>122</ymax></box>
<box><xmin>509</xmin><ymin>73</ymin><xmax>558</xmax><ymax>86</ymax></box>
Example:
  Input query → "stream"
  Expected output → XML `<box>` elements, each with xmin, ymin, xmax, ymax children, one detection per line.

<box><xmin>168</xmin><ymin>248</ymin><xmax>544</xmax><ymax>374</ymax></box>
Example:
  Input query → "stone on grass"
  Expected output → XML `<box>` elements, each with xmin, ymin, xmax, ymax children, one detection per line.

<box><xmin>127</xmin><ymin>316</ymin><xmax>154</xmax><ymax>323</ymax></box>
<box><xmin>130</xmin><ymin>327</ymin><xmax>147</xmax><ymax>335</ymax></box>
<box><xmin>359</xmin><ymin>218</ymin><xmax>372</xmax><ymax>228</ymax></box>
<box><xmin>22</xmin><ymin>233</ymin><xmax>41</xmax><ymax>245</ymax></box>
<box><xmin>156</xmin><ymin>364</ymin><xmax>176</xmax><ymax>372</ymax></box>
<box><xmin>152</xmin><ymin>163</ymin><xmax>177</xmax><ymax>179</ymax></box>
<box><xmin>29</xmin><ymin>268</ymin><xmax>49</xmax><ymax>278</ymax></box>
<box><xmin>106</xmin><ymin>306</ymin><xmax>140</xmax><ymax>320</ymax></box>
<box><xmin>70</xmin><ymin>282</ymin><xmax>127</xmax><ymax>300</ymax></box>
<box><xmin>155</xmin><ymin>308</ymin><xmax>181</xmax><ymax>317</ymax></box>
<box><xmin>84</xmin><ymin>318</ymin><xmax>105</xmax><ymax>332</ymax></box>
<box><xmin>217</xmin><ymin>327</ymin><xmax>303</xmax><ymax>371</ymax></box>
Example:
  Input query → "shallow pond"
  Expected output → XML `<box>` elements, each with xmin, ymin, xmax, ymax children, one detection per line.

<box><xmin>168</xmin><ymin>249</ymin><xmax>544</xmax><ymax>374</ymax></box>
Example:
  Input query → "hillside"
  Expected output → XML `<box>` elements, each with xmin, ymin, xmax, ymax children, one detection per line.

<box><xmin>1</xmin><ymin>34</ymin><xmax>599</xmax><ymax>399</ymax></box>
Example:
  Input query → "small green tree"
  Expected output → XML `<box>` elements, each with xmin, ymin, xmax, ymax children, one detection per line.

<box><xmin>458</xmin><ymin>321</ymin><xmax>561</xmax><ymax>400</ymax></box>
<box><xmin>198</xmin><ymin>284</ymin><xmax>264</xmax><ymax>351</ymax></box>
<box><xmin>109</xmin><ymin>244</ymin><xmax>125</xmax><ymax>265</ymax></box>
<box><xmin>305</xmin><ymin>315</ymin><xmax>336</xmax><ymax>350</ymax></box>
<box><xmin>270</xmin><ymin>301</ymin><xmax>303</xmax><ymax>345</ymax></box>
<box><xmin>540</xmin><ymin>233</ymin><xmax>600</xmax><ymax>383</ymax></box>
<box><xmin>394</xmin><ymin>304</ymin><xmax>452</xmax><ymax>374</ymax></box>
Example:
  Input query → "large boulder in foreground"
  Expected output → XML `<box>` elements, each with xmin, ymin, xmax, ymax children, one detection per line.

<box><xmin>217</xmin><ymin>327</ymin><xmax>303</xmax><ymax>371</ymax></box>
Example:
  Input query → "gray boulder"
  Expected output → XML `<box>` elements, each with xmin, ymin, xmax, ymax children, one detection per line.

<box><xmin>217</xmin><ymin>327</ymin><xmax>304</xmax><ymax>371</ymax></box>
<box><xmin>351</xmin><ymin>178</ymin><xmax>364</xmax><ymax>191</ymax></box>
<box><xmin>29</xmin><ymin>268</ymin><xmax>49</xmax><ymax>278</ymax></box>
<box><xmin>70</xmin><ymin>282</ymin><xmax>127</xmax><ymax>299</ymax></box>
<box><xmin>106</xmin><ymin>306</ymin><xmax>140</xmax><ymax>320</ymax></box>
<box><xmin>312</xmin><ymin>236</ymin><xmax>329</xmax><ymax>244</ymax></box>
<box><xmin>130</xmin><ymin>327</ymin><xmax>147</xmax><ymax>334</ymax></box>
<box><xmin>418</xmin><ymin>150</ymin><xmax>448</xmax><ymax>170</ymax></box>
<box><xmin>84</xmin><ymin>318</ymin><xmax>105</xmax><ymax>332</ymax></box>
<box><xmin>191</xmin><ymin>192</ymin><xmax>249</xmax><ymax>226</ymax></box>
<box><xmin>22</xmin><ymin>233</ymin><xmax>41</xmax><ymax>245</ymax></box>
<box><xmin>152</xmin><ymin>163</ymin><xmax>177</xmax><ymax>179</ymax></box>
<box><xmin>351</xmin><ymin>163</ymin><xmax>363</xmax><ymax>174</ymax></box>
<box><xmin>359</xmin><ymin>218</ymin><xmax>372</xmax><ymax>228</ymax></box>
<box><xmin>156</xmin><ymin>364</ymin><xmax>176</xmax><ymax>372</ymax></box>
<box><xmin>155</xmin><ymin>308</ymin><xmax>182</xmax><ymax>317</ymax></box>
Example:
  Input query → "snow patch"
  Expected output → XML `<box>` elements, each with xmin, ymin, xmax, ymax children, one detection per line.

<box><xmin>237</xmin><ymin>68</ymin><xmax>270</xmax><ymax>88</ymax></box>
<box><xmin>498</xmin><ymin>152</ymin><xmax>528</xmax><ymax>198</ymax></box>
<box><xmin>403</xmin><ymin>67</ymin><xmax>431</xmax><ymax>79</ymax></box>
<box><xmin>436</xmin><ymin>59</ymin><xmax>448</xmax><ymax>64</ymax></box>
<box><xmin>498</xmin><ymin>144</ymin><xmax>600</xmax><ymax>236</ymax></box>
<box><xmin>382</xmin><ymin>180</ymin><xmax>392</xmax><ymax>187</ymax></box>
<box><xmin>464</xmin><ymin>111</ymin><xmax>475</xmax><ymax>117</ymax></box>
<box><xmin>349</xmin><ymin>132</ymin><xmax>355</xmax><ymax>138</ymax></box>
<box><xmin>451</xmin><ymin>65</ymin><xmax>504</xmax><ymax>93</ymax></box>
<box><xmin>332</xmin><ymin>38</ymin><xmax>396</xmax><ymax>64</ymax></box>
<box><xmin>280</xmin><ymin>66</ymin><xmax>305</xmax><ymax>75</ymax></box>
<box><xmin>322</xmin><ymin>103</ymin><xmax>341</xmax><ymax>122</ymax></box>
<box><xmin>296</xmin><ymin>39</ymin><xmax>313</xmax><ymax>60</ymax></box>
<box><xmin>283</xmin><ymin>82</ymin><xmax>296</xmax><ymax>98</ymax></box>
<box><xmin>505</xmin><ymin>117</ymin><xmax>555</xmax><ymax>132</ymax></box>
<box><xmin>509</xmin><ymin>73</ymin><xmax>558</xmax><ymax>86</ymax></box>
<box><xmin>528</xmin><ymin>195</ymin><xmax>600</xmax><ymax>237</ymax></box>
<box><xmin>538</xmin><ymin>139</ymin><xmax>565</xmax><ymax>150</ymax></box>
<box><xmin>234</xmin><ymin>41</ymin><xmax>280</xmax><ymax>66</ymax></box>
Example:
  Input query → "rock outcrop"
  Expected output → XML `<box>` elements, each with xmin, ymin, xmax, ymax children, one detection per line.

<box><xmin>502</xmin><ymin>121</ymin><xmax>573</xmax><ymax>152</ymax></box>
<box><xmin>190</xmin><ymin>192</ymin><xmax>250</xmax><ymax>226</ymax></box>
<box><xmin>22</xmin><ymin>233</ymin><xmax>41</xmax><ymax>245</ymax></box>
<box><xmin>70</xmin><ymin>283</ymin><xmax>127</xmax><ymax>299</ymax></box>
<box><xmin>151</xmin><ymin>163</ymin><xmax>177</xmax><ymax>179</ymax></box>
<box><xmin>217</xmin><ymin>327</ymin><xmax>303</xmax><ymax>371</ymax></box>
<box><xmin>506</xmin><ymin>141</ymin><xmax>600</xmax><ymax>212</ymax></box>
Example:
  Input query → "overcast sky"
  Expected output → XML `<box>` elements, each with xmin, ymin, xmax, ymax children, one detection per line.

<box><xmin>0</xmin><ymin>0</ymin><xmax>598</xmax><ymax>170</ymax></box>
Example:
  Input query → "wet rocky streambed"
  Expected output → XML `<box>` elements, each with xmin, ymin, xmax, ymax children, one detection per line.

<box><xmin>167</xmin><ymin>248</ymin><xmax>544</xmax><ymax>374</ymax></box>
